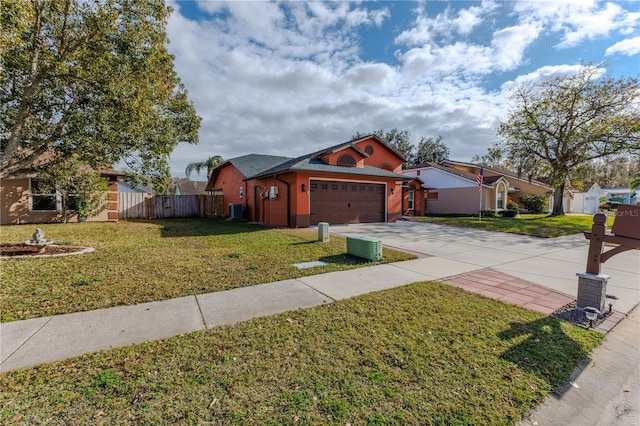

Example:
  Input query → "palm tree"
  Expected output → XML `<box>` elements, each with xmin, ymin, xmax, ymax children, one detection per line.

<box><xmin>185</xmin><ymin>155</ymin><xmax>224</xmax><ymax>179</ymax></box>
<box><xmin>630</xmin><ymin>171</ymin><xmax>640</xmax><ymax>190</ymax></box>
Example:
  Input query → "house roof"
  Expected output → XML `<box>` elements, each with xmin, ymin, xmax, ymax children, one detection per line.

<box><xmin>251</xmin><ymin>157</ymin><xmax>410</xmax><ymax>180</ymax></box>
<box><xmin>206</xmin><ymin>154</ymin><xmax>291</xmax><ymax>191</ymax></box>
<box><xmin>406</xmin><ymin>162</ymin><xmax>508</xmax><ymax>188</ymax></box>
<box><xmin>314</xmin><ymin>135</ymin><xmax>407</xmax><ymax>162</ymax></box>
<box><xmin>407</xmin><ymin>160</ymin><xmax>552</xmax><ymax>190</ymax></box>
<box><xmin>171</xmin><ymin>178</ymin><xmax>208</xmax><ymax>195</ymax></box>
<box><xmin>118</xmin><ymin>182</ymin><xmax>153</xmax><ymax>194</ymax></box>
<box><xmin>253</xmin><ymin>135</ymin><xmax>408</xmax><ymax>180</ymax></box>
<box><xmin>440</xmin><ymin>160</ymin><xmax>552</xmax><ymax>188</ymax></box>
<box><xmin>207</xmin><ymin>136</ymin><xmax>410</xmax><ymax>189</ymax></box>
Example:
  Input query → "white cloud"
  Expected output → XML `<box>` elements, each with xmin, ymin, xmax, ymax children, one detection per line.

<box><xmin>606</xmin><ymin>36</ymin><xmax>640</xmax><ymax>56</ymax></box>
<box><xmin>395</xmin><ymin>0</ymin><xmax>497</xmax><ymax>46</ymax></box>
<box><xmin>164</xmin><ymin>1</ymin><xmax>636</xmax><ymax>178</ymax></box>
<box><xmin>512</xmin><ymin>0</ymin><xmax>639</xmax><ymax>49</ymax></box>
<box><xmin>490</xmin><ymin>23</ymin><xmax>540</xmax><ymax>70</ymax></box>
<box><xmin>499</xmin><ymin>63</ymin><xmax>607</xmax><ymax>94</ymax></box>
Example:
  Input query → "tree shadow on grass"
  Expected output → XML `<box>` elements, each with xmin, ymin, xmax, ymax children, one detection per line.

<box><xmin>498</xmin><ymin>316</ymin><xmax>593</xmax><ymax>397</ymax></box>
<box><xmin>132</xmin><ymin>218</ymin><xmax>267</xmax><ymax>238</ymax></box>
<box><xmin>318</xmin><ymin>253</ymin><xmax>372</xmax><ymax>266</ymax></box>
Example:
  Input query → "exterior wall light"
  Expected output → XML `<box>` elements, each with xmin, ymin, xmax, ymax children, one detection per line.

<box><xmin>301</xmin><ymin>184</ymin><xmax>307</xmax><ymax>192</ymax></box>
<box><xmin>390</xmin><ymin>188</ymin><xmax>394</xmax><ymax>195</ymax></box>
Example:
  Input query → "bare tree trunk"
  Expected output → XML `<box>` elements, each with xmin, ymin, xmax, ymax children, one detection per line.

<box><xmin>551</xmin><ymin>182</ymin><xmax>566</xmax><ymax>216</ymax></box>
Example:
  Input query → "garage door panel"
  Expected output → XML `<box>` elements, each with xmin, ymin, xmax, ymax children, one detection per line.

<box><xmin>309</xmin><ymin>180</ymin><xmax>385</xmax><ymax>225</ymax></box>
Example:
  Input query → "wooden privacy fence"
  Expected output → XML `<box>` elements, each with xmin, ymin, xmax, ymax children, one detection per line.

<box><xmin>118</xmin><ymin>194</ymin><xmax>224</xmax><ymax>219</ymax></box>
<box><xmin>118</xmin><ymin>192</ymin><xmax>147</xmax><ymax>220</ymax></box>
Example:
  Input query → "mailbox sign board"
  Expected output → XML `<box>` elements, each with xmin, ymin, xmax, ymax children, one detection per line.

<box><xmin>611</xmin><ymin>204</ymin><xmax>640</xmax><ymax>239</ymax></box>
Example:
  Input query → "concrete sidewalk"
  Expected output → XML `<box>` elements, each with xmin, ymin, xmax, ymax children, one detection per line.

<box><xmin>1</xmin><ymin>221</ymin><xmax>639</xmax><ymax>425</ymax></box>
<box><xmin>1</xmin><ymin>258</ymin><xmax>529</xmax><ymax>371</ymax></box>
<box><xmin>520</xmin><ymin>304</ymin><xmax>640</xmax><ymax>426</ymax></box>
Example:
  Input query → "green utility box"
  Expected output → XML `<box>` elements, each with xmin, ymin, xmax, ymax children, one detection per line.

<box><xmin>346</xmin><ymin>235</ymin><xmax>383</xmax><ymax>261</ymax></box>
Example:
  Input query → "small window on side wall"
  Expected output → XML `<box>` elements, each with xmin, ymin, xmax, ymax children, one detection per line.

<box><xmin>30</xmin><ymin>179</ymin><xmax>57</xmax><ymax>211</ymax></box>
<box><xmin>239</xmin><ymin>187</ymin><xmax>243</xmax><ymax>198</ymax></box>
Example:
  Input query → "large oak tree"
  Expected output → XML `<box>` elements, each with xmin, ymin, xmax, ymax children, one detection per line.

<box><xmin>414</xmin><ymin>135</ymin><xmax>449</xmax><ymax>165</ymax></box>
<box><xmin>497</xmin><ymin>65</ymin><xmax>640</xmax><ymax>215</ymax></box>
<box><xmin>1</xmin><ymin>0</ymin><xmax>200</xmax><ymax>181</ymax></box>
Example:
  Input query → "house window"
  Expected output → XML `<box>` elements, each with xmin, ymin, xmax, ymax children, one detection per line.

<box><xmin>351</xmin><ymin>185</ymin><xmax>357</xmax><ymax>191</ymax></box>
<box><xmin>30</xmin><ymin>179</ymin><xmax>57</xmax><ymax>211</ymax></box>
<box><xmin>331</xmin><ymin>184</ymin><xmax>338</xmax><ymax>190</ymax></box>
<box><xmin>341</xmin><ymin>185</ymin><xmax>347</xmax><ymax>191</ymax></box>
<box><xmin>337</xmin><ymin>154</ymin><xmax>357</xmax><ymax>167</ymax></box>
<box><xmin>408</xmin><ymin>191</ymin><xmax>414</xmax><ymax>210</ymax></box>
<box><xmin>427</xmin><ymin>192</ymin><xmax>438</xmax><ymax>200</ymax></box>
<box><xmin>321</xmin><ymin>184</ymin><xmax>328</xmax><ymax>190</ymax></box>
<box><xmin>239</xmin><ymin>187</ymin><xmax>243</xmax><ymax>198</ymax></box>
<box><xmin>497</xmin><ymin>191</ymin><xmax>504</xmax><ymax>209</ymax></box>
<box><xmin>310</xmin><ymin>183</ymin><xmax>318</xmax><ymax>190</ymax></box>
<box><xmin>417</xmin><ymin>170</ymin><xmax>421</xmax><ymax>176</ymax></box>
<box><xmin>365</xmin><ymin>145</ymin><xmax>374</xmax><ymax>155</ymax></box>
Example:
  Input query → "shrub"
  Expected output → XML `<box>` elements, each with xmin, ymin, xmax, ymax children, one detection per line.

<box><xmin>599</xmin><ymin>203</ymin><xmax>611</xmax><ymax>211</ymax></box>
<box><xmin>506</xmin><ymin>199</ymin><xmax>519</xmax><ymax>211</ymax></box>
<box><xmin>519</xmin><ymin>193</ymin><xmax>547</xmax><ymax>214</ymax></box>
<box><xmin>499</xmin><ymin>209</ymin><xmax>518</xmax><ymax>217</ymax></box>
<box><xmin>480</xmin><ymin>209</ymin><xmax>497</xmax><ymax>217</ymax></box>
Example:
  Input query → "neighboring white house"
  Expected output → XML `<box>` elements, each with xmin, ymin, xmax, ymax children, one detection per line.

<box><xmin>570</xmin><ymin>183</ymin><xmax>604</xmax><ymax>214</ymax></box>
<box><xmin>402</xmin><ymin>161</ymin><xmax>553</xmax><ymax>215</ymax></box>
<box><xmin>570</xmin><ymin>183</ymin><xmax>639</xmax><ymax>214</ymax></box>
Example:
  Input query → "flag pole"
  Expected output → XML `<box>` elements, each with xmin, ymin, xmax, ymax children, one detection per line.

<box><xmin>477</xmin><ymin>166</ymin><xmax>484</xmax><ymax>221</ymax></box>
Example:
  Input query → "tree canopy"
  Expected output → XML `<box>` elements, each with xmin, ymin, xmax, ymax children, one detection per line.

<box><xmin>414</xmin><ymin>136</ymin><xmax>449</xmax><ymax>165</ymax></box>
<box><xmin>1</xmin><ymin>0</ymin><xmax>201</xmax><ymax>180</ymax></box>
<box><xmin>39</xmin><ymin>159</ymin><xmax>108</xmax><ymax>222</ymax></box>
<box><xmin>497</xmin><ymin>64</ymin><xmax>640</xmax><ymax>215</ymax></box>
<box><xmin>354</xmin><ymin>129</ymin><xmax>449</xmax><ymax>168</ymax></box>
<box><xmin>185</xmin><ymin>155</ymin><xmax>224</xmax><ymax>179</ymax></box>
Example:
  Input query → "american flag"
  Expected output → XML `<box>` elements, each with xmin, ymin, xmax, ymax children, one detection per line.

<box><xmin>477</xmin><ymin>166</ymin><xmax>483</xmax><ymax>191</ymax></box>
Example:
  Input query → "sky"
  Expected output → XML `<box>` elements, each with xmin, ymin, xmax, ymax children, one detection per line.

<box><xmin>165</xmin><ymin>0</ymin><xmax>640</xmax><ymax>179</ymax></box>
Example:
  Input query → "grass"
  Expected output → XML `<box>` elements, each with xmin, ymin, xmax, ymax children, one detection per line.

<box><xmin>0</xmin><ymin>282</ymin><xmax>603</xmax><ymax>425</ymax></box>
<box><xmin>417</xmin><ymin>214</ymin><xmax>614</xmax><ymax>238</ymax></box>
<box><xmin>0</xmin><ymin>219</ymin><xmax>414</xmax><ymax>322</ymax></box>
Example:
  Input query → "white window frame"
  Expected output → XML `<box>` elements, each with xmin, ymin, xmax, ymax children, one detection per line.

<box><xmin>407</xmin><ymin>191</ymin><xmax>414</xmax><ymax>210</ymax></box>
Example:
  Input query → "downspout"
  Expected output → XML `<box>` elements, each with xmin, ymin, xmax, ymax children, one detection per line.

<box><xmin>244</xmin><ymin>180</ymin><xmax>248</xmax><ymax>220</ymax></box>
<box><xmin>274</xmin><ymin>175</ymin><xmax>291</xmax><ymax>227</ymax></box>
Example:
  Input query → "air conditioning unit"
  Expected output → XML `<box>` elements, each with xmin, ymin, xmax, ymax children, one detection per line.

<box><xmin>229</xmin><ymin>203</ymin><xmax>244</xmax><ymax>220</ymax></box>
<box><xmin>346</xmin><ymin>235</ymin><xmax>383</xmax><ymax>261</ymax></box>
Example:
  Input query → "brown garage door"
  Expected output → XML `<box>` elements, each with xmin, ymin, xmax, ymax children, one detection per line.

<box><xmin>309</xmin><ymin>180</ymin><xmax>385</xmax><ymax>225</ymax></box>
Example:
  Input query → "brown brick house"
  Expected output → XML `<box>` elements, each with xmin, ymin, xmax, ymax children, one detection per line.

<box><xmin>1</xmin><ymin>169</ymin><xmax>122</xmax><ymax>225</ymax></box>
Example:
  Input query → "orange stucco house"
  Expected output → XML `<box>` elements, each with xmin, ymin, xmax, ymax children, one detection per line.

<box><xmin>205</xmin><ymin>135</ymin><xmax>424</xmax><ymax>227</ymax></box>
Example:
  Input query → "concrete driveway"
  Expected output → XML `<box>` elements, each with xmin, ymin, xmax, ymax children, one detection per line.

<box><xmin>330</xmin><ymin>221</ymin><xmax>640</xmax><ymax>314</ymax></box>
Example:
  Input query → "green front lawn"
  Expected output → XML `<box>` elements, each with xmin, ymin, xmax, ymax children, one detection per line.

<box><xmin>0</xmin><ymin>282</ymin><xmax>603</xmax><ymax>425</ymax></box>
<box><xmin>418</xmin><ymin>214</ymin><xmax>613</xmax><ymax>238</ymax></box>
<box><xmin>0</xmin><ymin>219</ymin><xmax>414</xmax><ymax>322</ymax></box>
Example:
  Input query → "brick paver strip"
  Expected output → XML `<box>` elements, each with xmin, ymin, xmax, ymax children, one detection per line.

<box><xmin>441</xmin><ymin>268</ymin><xmax>573</xmax><ymax>315</ymax></box>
